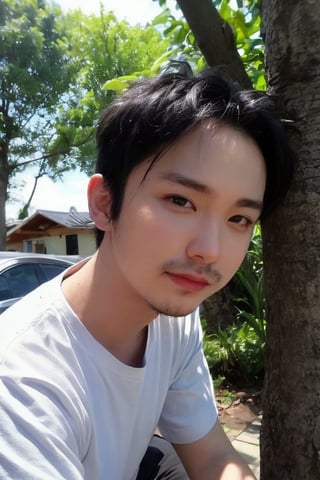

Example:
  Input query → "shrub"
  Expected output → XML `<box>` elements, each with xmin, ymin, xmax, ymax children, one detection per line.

<box><xmin>202</xmin><ymin>225</ymin><xmax>265</xmax><ymax>387</ymax></box>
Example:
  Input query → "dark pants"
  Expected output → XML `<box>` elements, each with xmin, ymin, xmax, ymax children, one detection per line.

<box><xmin>136</xmin><ymin>435</ymin><xmax>189</xmax><ymax>479</ymax></box>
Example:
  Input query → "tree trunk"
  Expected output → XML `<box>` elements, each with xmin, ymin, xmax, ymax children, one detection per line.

<box><xmin>0</xmin><ymin>177</ymin><xmax>7</xmax><ymax>250</ymax></box>
<box><xmin>0</xmin><ymin>152</ymin><xmax>9</xmax><ymax>250</ymax></box>
<box><xmin>202</xmin><ymin>282</ymin><xmax>236</xmax><ymax>333</ymax></box>
<box><xmin>260</xmin><ymin>1</ymin><xmax>320</xmax><ymax>478</ymax></box>
<box><xmin>176</xmin><ymin>0</ymin><xmax>252</xmax><ymax>88</ymax></box>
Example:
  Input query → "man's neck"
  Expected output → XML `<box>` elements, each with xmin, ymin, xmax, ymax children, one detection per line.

<box><xmin>61</xmin><ymin>253</ymin><xmax>156</xmax><ymax>366</ymax></box>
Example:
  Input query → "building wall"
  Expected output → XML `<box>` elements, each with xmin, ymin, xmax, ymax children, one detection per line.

<box><xmin>36</xmin><ymin>235</ymin><xmax>65</xmax><ymax>255</ymax></box>
<box><xmin>7</xmin><ymin>231</ymin><xmax>96</xmax><ymax>257</ymax></box>
<box><xmin>78</xmin><ymin>232</ymin><xmax>96</xmax><ymax>256</ymax></box>
<box><xmin>6</xmin><ymin>240</ymin><xmax>22</xmax><ymax>251</ymax></box>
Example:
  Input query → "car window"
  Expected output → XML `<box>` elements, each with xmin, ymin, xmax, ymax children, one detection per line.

<box><xmin>1</xmin><ymin>264</ymin><xmax>40</xmax><ymax>299</ymax></box>
<box><xmin>0</xmin><ymin>276</ymin><xmax>11</xmax><ymax>301</ymax></box>
<box><xmin>39</xmin><ymin>263</ymin><xmax>68</xmax><ymax>281</ymax></box>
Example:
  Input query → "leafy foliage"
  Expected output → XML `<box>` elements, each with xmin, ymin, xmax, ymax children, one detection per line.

<box><xmin>202</xmin><ymin>226</ymin><xmax>266</xmax><ymax>387</ymax></box>
<box><xmin>0</xmin><ymin>0</ymin><xmax>80</xmax><ymax>245</ymax></box>
<box><xmin>234</xmin><ymin>225</ymin><xmax>265</xmax><ymax>342</ymax></box>
<box><xmin>49</xmin><ymin>9</ymin><xmax>170</xmax><ymax>176</ymax></box>
<box><xmin>1</xmin><ymin>0</ymin><xmax>170</xmax><ymax>236</ymax></box>
<box><xmin>0</xmin><ymin>0</ymin><xmax>76</xmax><ymax>176</ymax></box>
<box><xmin>215</xmin><ymin>0</ymin><xmax>265</xmax><ymax>89</ymax></box>
<box><xmin>152</xmin><ymin>7</ymin><xmax>205</xmax><ymax>72</ymax></box>
<box><xmin>151</xmin><ymin>0</ymin><xmax>265</xmax><ymax>88</ymax></box>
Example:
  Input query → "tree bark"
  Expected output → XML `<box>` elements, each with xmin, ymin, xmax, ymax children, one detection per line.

<box><xmin>0</xmin><ymin>174</ymin><xmax>8</xmax><ymax>250</ymax></box>
<box><xmin>202</xmin><ymin>282</ymin><xmax>236</xmax><ymax>333</ymax></box>
<box><xmin>0</xmin><ymin>142</ymin><xmax>10</xmax><ymax>249</ymax></box>
<box><xmin>260</xmin><ymin>1</ymin><xmax>320</xmax><ymax>478</ymax></box>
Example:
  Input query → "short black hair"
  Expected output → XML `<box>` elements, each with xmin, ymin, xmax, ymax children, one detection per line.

<box><xmin>95</xmin><ymin>65</ymin><xmax>295</xmax><ymax>245</ymax></box>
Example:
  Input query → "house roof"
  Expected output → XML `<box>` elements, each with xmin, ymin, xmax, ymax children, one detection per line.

<box><xmin>6</xmin><ymin>208</ymin><xmax>94</xmax><ymax>243</ymax></box>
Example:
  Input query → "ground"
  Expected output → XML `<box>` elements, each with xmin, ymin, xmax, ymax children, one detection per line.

<box><xmin>216</xmin><ymin>387</ymin><xmax>262</xmax><ymax>441</ymax></box>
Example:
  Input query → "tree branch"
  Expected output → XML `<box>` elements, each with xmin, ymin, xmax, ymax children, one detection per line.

<box><xmin>176</xmin><ymin>0</ymin><xmax>252</xmax><ymax>88</ymax></box>
<box><xmin>13</xmin><ymin>132</ymin><xmax>94</xmax><ymax>168</ymax></box>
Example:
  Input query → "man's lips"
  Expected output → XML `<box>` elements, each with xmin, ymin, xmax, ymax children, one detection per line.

<box><xmin>166</xmin><ymin>272</ymin><xmax>210</xmax><ymax>292</ymax></box>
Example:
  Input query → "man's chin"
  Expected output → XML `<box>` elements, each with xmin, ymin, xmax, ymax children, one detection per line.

<box><xmin>149</xmin><ymin>302</ymin><xmax>200</xmax><ymax>318</ymax></box>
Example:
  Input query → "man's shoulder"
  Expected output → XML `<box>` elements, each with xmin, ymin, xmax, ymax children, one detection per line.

<box><xmin>0</xmin><ymin>277</ymin><xmax>70</xmax><ymax>367</ymax></box>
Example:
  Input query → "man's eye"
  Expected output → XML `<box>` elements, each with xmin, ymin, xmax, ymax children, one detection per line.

<box><xmin>170</xmin><ymin>196</ymin><xmax>193</xmax><ymax>209</ymax></box>
<box><xmin>230</xmin><ymin>215</ymin><xmax>253</xmax><ymax>226</ymax></box>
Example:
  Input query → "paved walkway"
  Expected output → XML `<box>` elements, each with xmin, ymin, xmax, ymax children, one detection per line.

<box><xmin>231</xmin><ymin>415</ymin><xmax>261</xmax><ymax>478</ymax></box>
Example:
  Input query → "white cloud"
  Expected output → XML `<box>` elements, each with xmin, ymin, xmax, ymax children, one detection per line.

<box><xmin>6</xmin><ymin>170</ymin><xmax>89</xmax><ymax>220</ymax></box>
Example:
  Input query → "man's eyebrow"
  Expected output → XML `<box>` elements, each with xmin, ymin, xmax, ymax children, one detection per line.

<box><xmin>159</xmin><ymin>172</ymin><xmax>263</xmax><ymax>211</ymax></box>
<box><xmin>159</xmin><ymin>172</ymin><xmax>213</xmax><ymax>195</ymax></box>
<box><xmin>236</xmin><ymin>198</ymin><xmax>263</xmax><ymax>211</ymax></box>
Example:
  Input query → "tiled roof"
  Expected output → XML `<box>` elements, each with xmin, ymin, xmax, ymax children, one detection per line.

<box><xmin>6</xmin><ymin>208</ymin><xmax>94</xmax><ymax>238</ymax></box>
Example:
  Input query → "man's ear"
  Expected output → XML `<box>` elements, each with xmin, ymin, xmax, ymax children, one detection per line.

<box><xmin>87</xmin><ymin>174</ymin><xmax>112</xmax><ymax>231</ymax></box>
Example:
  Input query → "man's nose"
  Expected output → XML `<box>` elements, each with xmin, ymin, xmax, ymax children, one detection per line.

<box><xmin>186</xmin><ymin>219</ymin><xmax>222</xmax><ymax>264</ymax></box>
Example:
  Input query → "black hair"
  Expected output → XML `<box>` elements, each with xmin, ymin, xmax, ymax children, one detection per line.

<box><xmin>95</xmin><ymin>64</ymin><xmax>295</xmax><ymax>246</ymax></box>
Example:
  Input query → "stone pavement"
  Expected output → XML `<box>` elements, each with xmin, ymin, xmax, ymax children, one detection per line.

<box><xmin>217</xmin><ymin>393</ymin><xmax>262</xmax><ymax>479</ymax></box>
<box><xmin>231</xmin><ymin>415</ymin><xmax>261</xmax><ymax>478</ymax></box>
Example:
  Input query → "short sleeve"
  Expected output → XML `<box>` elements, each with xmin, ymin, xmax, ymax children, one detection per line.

<box><xmin>158</xmin><ymin>311</ymin><xmax>218</xmax><ymax>444</ymax></box>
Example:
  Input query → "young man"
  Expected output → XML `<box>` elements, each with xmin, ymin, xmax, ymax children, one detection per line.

<box><xmin>0</xmin><ymin>66</ymin><xmax>294</xmax><ymax>479</ymax></box>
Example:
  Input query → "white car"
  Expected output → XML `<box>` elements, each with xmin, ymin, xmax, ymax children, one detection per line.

<box><xmin>0</xmin><ymin>252</ymin><xmax>82</xmax><ymax>314</ymax></box>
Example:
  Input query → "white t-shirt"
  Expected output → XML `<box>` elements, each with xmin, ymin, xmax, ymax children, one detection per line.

<box><xmin>0</xmin><ymin>271</ymin><xmax>217</xmax><ymax>480</ymax></box>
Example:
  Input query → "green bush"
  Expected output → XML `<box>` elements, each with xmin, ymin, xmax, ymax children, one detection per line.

<box><xmin>202</xmin><ymin>225</ymin><xmax>265</xmax><ymax>387</ymax></box>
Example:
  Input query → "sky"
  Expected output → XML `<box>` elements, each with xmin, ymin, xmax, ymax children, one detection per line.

<box><xmin>60</xmin><ymin>0</ymin><xmax>176</xmax><ymax>24</ymax></box>
<box><xmin>6</xmin><ymin>0</ymin><xmax>177</xmax><ymax>221</ymax></box>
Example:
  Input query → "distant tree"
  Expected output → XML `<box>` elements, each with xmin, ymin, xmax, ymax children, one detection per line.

<box><xmin>48</xmin><ymin>9</ymin><xmax>170</xmax><ymax>176</ymax></box>
<box><xmin>0</xmin><ymin>0</ymin><xmax>77</xmax><ymax>247</ymax></box>
<box><xmin>1</xmin><ymin>1</ymin><xmax>169</xmax><ymax>246</ymax></box>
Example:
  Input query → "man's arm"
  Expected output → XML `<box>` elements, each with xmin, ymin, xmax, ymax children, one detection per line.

<box><xmin>174</xmin><ymin>419</ymin><xmax>257</xmax><ymax>480</ymax></box>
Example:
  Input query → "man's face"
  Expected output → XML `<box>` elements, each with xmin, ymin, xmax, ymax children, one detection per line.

<box><xmin>107</xmin><ymin>122</ymin><xmax>266</xmax><ymax>317</ymax></box>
